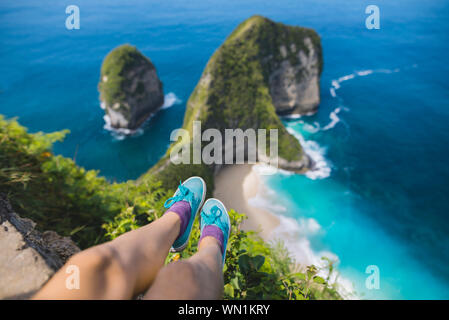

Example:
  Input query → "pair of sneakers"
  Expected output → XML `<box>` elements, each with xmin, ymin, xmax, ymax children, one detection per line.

<box><xmin>163</xmin><ymin>176</ymin><xmax>230</xmax><ymax>265</ymax></box>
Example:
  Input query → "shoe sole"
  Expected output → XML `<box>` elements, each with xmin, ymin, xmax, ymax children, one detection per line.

<box><xmin>201</xmin><ymin>198</ymin><xmax>231</xmax><ymax>266</ymax></box>
<box><xmin>170</xmin><ymin>176</ymin><xmax>207</xmax><ymax>253</ymax></box>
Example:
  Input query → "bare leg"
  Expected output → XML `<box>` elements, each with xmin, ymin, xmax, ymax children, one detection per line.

<box><xmin>144</xmin><ymin>236</ymin><xmax>223</xmax><ymax>300</ymax></box>
<box><xmin>33</xmin><ymin>212</ymin><xmax>181</xmax><ymax>299</ymax></box>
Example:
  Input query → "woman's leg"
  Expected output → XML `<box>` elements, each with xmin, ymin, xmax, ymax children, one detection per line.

<box><xmin>33</xmin><ymin>211</ymin><xmax>181</xmax><ymax>299</ymax></box>
<box><xmin>34</xmin><ymin>176</ymin><xmax>206</xmax><ymax>300</ymax></box>
<box><xmin>144</xmin><ymin>198</ymin><xmax>230</xmax><ymax>300</ymax></box>
<box><xmin>143</xmin><ymin>236</ymin><xmax>223</xmax><ymax>300</ymax></box>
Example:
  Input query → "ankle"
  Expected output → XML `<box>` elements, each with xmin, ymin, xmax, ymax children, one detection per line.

<box><xmin>199</xmin><ymin>236</ymin><xmax>221</xmax><ymax>251</ymax></box>
<box><xmin>164</xmin><ymin>201</ymin><xmax>191</xmax><ymax>239</ymax></box>
<box><xmin>199</xmin><ymin>225</ymin><xmax>224</xmax><ymax>255</ymax></box>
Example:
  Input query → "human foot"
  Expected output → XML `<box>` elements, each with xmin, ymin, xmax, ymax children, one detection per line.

<box><xmin>164</xmin><ymin>176</ymin><xmax>206</xmax><ymax>252</ymax></box>
<box><xmin>199</xmin><ymin>198</ymin><xmax>231</xmax><ymax>265</ymax></box>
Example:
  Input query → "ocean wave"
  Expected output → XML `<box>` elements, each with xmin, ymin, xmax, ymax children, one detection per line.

<box><xmin>322</xmin><ymin>107</ymin><xmax>341</xmax><ymax>131</ymax></box>
<box><xmin>286</xmin><ymin>127</ymin><xmax>331</xmax><ymax>179</ymax></box>
<box><xmin>280</xmin><ymin>110</ymin><xmax>316</xmax><ymax>120</ymax></box>
<box><xmin>356</xmin><ymin>70</ymin><xmax>373</xmax><ymax>76</ymax></box>
<box><xmin>329</xmin><ymin>66</ymin><xmax>412</xmax><ymax>99</ymax></box>
<box><xmin>103</xmin><ymin>92</ymin><xmax>181</xmax><ymax>139</ymax></box>
<box><xmin>161</xmin><ymin>92</ymin><xmax>182</xmax><ymax>109</ymax></box>
<box><xmin>103</xmin><ymin>114</ymin><xmax>144</xmax><ymax>140</ymax></box>
<box><xmin>272</xmin><ymin>215</ymin><xmax>357</xmax><ymax>298</ymax></box>
<box><xmin>248</xmin><ymin>167</ymin><xmax>357</xmax><ymax>298</ymax></box>
<box><xmin>303</xmin><ymin>121</ymin><xmax>321</xmax><ymax>133</ymax></box>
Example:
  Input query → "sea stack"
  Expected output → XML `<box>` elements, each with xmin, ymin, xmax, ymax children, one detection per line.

<box><xmin>98</xmin><ymin>44</ymin><xmax>164</xmax><ymax>131</ymax></box>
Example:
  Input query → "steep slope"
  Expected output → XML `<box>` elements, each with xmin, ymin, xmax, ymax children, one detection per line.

<box><xmin>98</xmin><ymin>44</ymin><xmax>164</xmax><ymax>131</ymax></box>
<box><xmin>146</xmin><ymin>15</ymin><xmax>323</xmax><ymax>188</ymax></box>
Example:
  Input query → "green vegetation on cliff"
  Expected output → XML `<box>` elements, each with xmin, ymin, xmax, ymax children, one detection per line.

<box><xmin>183</xmin><ymin>15</ymin><xmax>322</xmax><ymax>163</ymax></box>
<box><xmin>99</xmin><ymin>44</ymin><xmax>149</xmax><ymax>106</ymax></box>
<box><xmin>0</xmin><ymin>115</ymin><xmax>340</xmax><ymax>299</ymax></box>
<box><xmin>142</xmin><ymin>15</ymin><xmax>323</xmax><ymax>193</ymax></box>
<box><xmin>98</xmin><ymin>44</ymin><xmax>163</xmax><ymax>123</ymax></box>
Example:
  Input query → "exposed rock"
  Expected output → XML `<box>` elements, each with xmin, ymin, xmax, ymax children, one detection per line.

<box><xmin>98</xmin><ymin>44</ymin><xmax>164</xmax><ymax>131</ymax></box>
<box><xmin>0</xmin><ymin>195</ymin><xmax>80</xmax><ymax>299</ymax></box>
<box><xmin>179</xmin><ymin>15</ymin><xmax>323</xmax><ymax>172</ymax></box>
<box><xmin>269</xmin><ymin>37</ymin><xmax>322</xmax><ymax>115</ymax></box>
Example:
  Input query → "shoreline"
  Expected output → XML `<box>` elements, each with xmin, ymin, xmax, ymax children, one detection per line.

<box><xmin>213</xmin><ymin>164</ymin><xmax>356</xmax><ymax>299</ymax></box>
<box><xmin>213</xmin><ymin>164</ymin><xmax>280</xmax><ymax>240</ymax></box>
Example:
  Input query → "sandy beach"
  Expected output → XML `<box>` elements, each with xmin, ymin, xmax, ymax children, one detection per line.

<box><xmin>213</xmin><ymin>164</ymin><xmax>280</xmax><ymax>239</ymax></box>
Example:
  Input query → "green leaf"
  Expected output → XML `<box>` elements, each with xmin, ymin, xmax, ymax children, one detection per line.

<box><xmin>224</xmin><ymin>283</ymin><xmax>234</xmax><ymax>298</ymax></box>
<box><xmin>313</xmin><ymin>276</ymin><xmax>326</xmax><ymax>284</ymax></box>
<box><xmin>70</xmin><ymin>225</ymin><xmax>86</xmax><ymax>235</ymax></box>
<box><xmin>238</xmin><ymin>254</ymin><xmax>251</xmax><ymax>273</ymax></box>
<box><xmin>230</xmin><ymin>277</ymin><xmax>240</xmax><ymax>290</ymax></box>
<box><xmin>252</xmin><ymin>255</ymin><xmax>265</xmax><ymax>271</ymax></box>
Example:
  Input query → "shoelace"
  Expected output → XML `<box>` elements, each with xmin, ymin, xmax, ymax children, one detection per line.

<box><xmin>164</xmin><ymin>181</ymin><xmax>195</xmax><ymax>208</ymax></box>
<box><xmin>202</xmin><ymin>205</ymin><xmax>223</xmax><ymax>226</ymax></box>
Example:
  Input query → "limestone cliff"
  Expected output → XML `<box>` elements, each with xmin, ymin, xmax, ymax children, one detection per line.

<box><xmin>98</xmin><ymin>44</ymin><xmax>164</xmax><ymax>131</ymax></box>
<box><xmin>269</xmin><ymin>36</ymin><xmax>322</xmax><ymax>115</ymax></box>
<box><xmin>145</xmin><ymin>16</ymin><xmax>323</xmax><ymax>190</ymax></box>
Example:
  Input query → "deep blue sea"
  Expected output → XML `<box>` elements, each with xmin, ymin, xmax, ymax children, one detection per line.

<box><xmin>1</xmin><ymin>0</ymin><xmax>448</xmax><ymax>299</ymax></box>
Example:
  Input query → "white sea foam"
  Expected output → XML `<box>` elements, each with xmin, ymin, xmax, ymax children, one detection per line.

<box><xmin>161</xmin><ymin>92</ymin><xmax>181</xmax><ymax>109</ymax></box>
<box><xmin>331</xmin><ymin>79</ymin><xmax>341</xmax><ymax>90</ymax></box>
<box><xmin>248</xmin><ymin>194</ymin><xmax>288</xmax><ymax>214</ymax></box>
<box><xmin>338</xmin><ymin>74</ymin><xmax>355</xmax><ymax>83</ymax></box>
<box><xmin>286</xmin><ymin>127</ymin><xmax>331</xmax><ymax>179</ymax></box>
<box><xmin>322</xmin><ymin>107</ymin><xmax>341</xmax><ymax>131</ymax></box>
<box><xmin>102</xmin><ymin>92</ymin><xmax>180</xmax><ymax>139</ymax></box>
<box><xmin>281</xmin><ymin>114</ymin><xmax>302</xmax><ymax>120</ymax></box>
<box><xmin>303</xmin><ymin>121</ymin><xmax>321</xmax><ymax>133</ymax></box>
<box><xmin>329</xmin><ymin>66</ymin><xmax>411</xmax><ymax>99</ymax></box>
<box><xmin>270</xmin><ymin>214</ymin><xmax>357</xmax><ymax>298</ymax></box>
<box><xmin>356</xmin><ymin>70</ymin><xmax>373</xmax><ymax>76</ymax></box>
<box><xmin>271</xmin><ymin>215</ymin><xmax>331</xmax><ymax>265</ymax></box>
<box><xmin>280</xmin><ymin>110</ymin><xmax>316</xmax><ymax>120</ymax></box>
<box><xmin>247</xmin><ymin>167</ymin><xmax>357</xmax><ymax>298</ymax></box>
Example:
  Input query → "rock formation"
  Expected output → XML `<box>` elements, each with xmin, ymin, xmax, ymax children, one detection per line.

<box><xmin>179</xmin><ymin>15</ymin><xmax>323</xmax><ymax>172</ymax></box>
<box><xmin>269</xmin><ymin>36</ymin><xmax>322</xmax><ymax>115</ymax></box>
<box><xmin>0</xmin><ymin>195</ymin><xmax>80</xmax><ymax>299</ymax></box>
<box><xmin>98</xmin><ymin>44</ymin><xmax>164</xmax><ymax>131</ymax></box>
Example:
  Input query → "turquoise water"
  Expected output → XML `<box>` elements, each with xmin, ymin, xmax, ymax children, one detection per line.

<box><xmin>1</xmin><ymin>0</ymin><xmax>449</xmax><ymax>298</ymax></box>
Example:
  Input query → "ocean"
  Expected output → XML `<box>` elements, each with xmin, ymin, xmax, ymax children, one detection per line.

<box><xmin>1</xmin><ymin>0</ymin><xmax>448</xmax><ymax>299</ymax></box>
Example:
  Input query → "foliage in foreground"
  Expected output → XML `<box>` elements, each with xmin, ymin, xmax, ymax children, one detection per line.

<box><xmin>0</xmin><ymin>115</ymin><xmax>341</xmax><ymax>299</ymax></box>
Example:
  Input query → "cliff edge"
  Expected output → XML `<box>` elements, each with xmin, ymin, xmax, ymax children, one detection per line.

<box><xmin>0</xmin><ymin>195</ymin><xmax>80</xmax><ymax>299</ymax></box>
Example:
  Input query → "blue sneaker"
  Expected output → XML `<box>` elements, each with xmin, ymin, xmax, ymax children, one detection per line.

<box><xmin>200</xmin><ymin>198</ymin><xmax>231</xmax><ymax>265</ymax></box>
<box><xmin>164</xmin><ymin>176</ymin><xmax>206</xmax><ymax>252</ymax></box>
